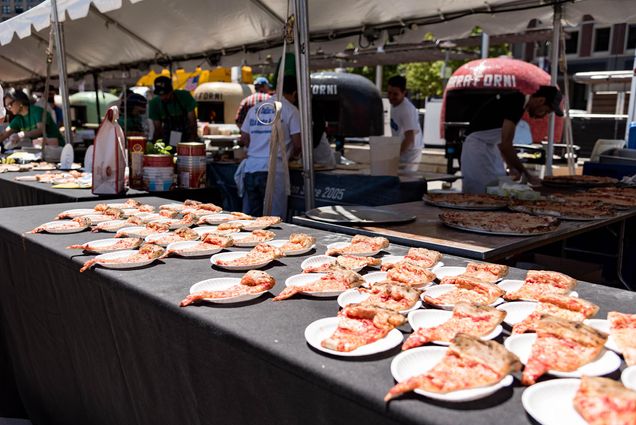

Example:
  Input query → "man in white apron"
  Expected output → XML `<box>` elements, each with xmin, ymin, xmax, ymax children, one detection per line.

<box><xmin>387</xmin><ymin>75</ymin><xmax>424</xmax><ymax>172</ymax></box>
<box><xmin>238</xmin><ymin>76</ymin><xmax>301</xmax><ymax>217</ymax></box>
<box><xmin>461</xmin><ymin>85</ymin><xmax>563</xmax><ymax>194</ymax></box>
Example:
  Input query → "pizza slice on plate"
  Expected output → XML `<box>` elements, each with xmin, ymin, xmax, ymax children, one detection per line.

<box><xmin>512</xmin><ymin>294</ymin><xmax>599</xmax><ymax>334</ymax></box>
<box><xmin>386</xmin><ymin>261</ymin><xmax>437</xmax><ymax>287</ymax></box>
<box><xmin>424</xmin><ymin>277</ymin><xmax>505</xmax><ymax>307</ymax></box>
<box><xmin>573</xmin><ymin>376</ymin><xmax>636</xmax><ymax>425</ymax></box>
<box><xmin>273</xmin><ymin>270</ymin><xmax>365</xmax><ymax>301</ymax></box>
<box><xmin>402</xmin><ymin>302</ymin><xmax>506</xmax><ymax>350</ymax></box>
<box><xmin>358</xmin><ymin>281</ymin><xmax>421</xmax><ymax>312</ymax></box>
<box><xmin>440</xmin><ymin>262</ymin><xmax>508</xmax><ymax>284</ymax></box>
<box><xmin>608</xmin><ymin>311</ymin><xmax>636</xmax><ymax>366</ymax></box>
<box><xmin>326</xmin><ymin>235</ymin><xmax>389</xmax><ymax>256</ymax></box>
<box><xmin>385</xmin><ymin>334</ymin><xmax>520</xmax><ymax>400</ymax></box>
<box><xmin>321</xmin><ymin>304</ymin><xmax>405</xmax><ymax>352</ymax></box>
<box><xmin>504</xmin><ymin>270</ymin><xmax>577</xmax><ymax>301</ymax></box>
<box><xmin>522</xmin><ymin>315</ymin><xmax>607</xmax><ymax>385</ymax></box>
<box><xmin>336</xmin><ymin>255</ymin><xmax>381</xmax><ymax>270</ymax></box>
<box><xmin>401</xmin><ymin>248</ymin><xmax>443</xmax><ymax>268</ymax></box>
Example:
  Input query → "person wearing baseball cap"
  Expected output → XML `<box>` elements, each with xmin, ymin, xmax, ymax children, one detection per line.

<box><xmin>460</xmin><ymin>84</ymin><xmax>564</xmax><ymax>193</ymax></box>
<box><xmin>234</xmin><ymin>76</ymin><xmax>273</xmax><ymax>127</ymax></box>
<box><xmin>148</xmin><ymin>75</ymin><xmax>197</xmax><ymax>143</ymax></box>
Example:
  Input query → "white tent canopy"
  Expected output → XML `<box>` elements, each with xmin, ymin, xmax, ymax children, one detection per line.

<box><xmin>1</xmin><ymin>0</ymin><xmax>635</xmax><ymax>83</ymax></box>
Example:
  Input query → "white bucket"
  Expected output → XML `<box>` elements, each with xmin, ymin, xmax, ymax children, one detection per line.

<box><xmin>369</xmin><ymin>136</ymin><xmax>401</xmax><ymax>176</ymax></box>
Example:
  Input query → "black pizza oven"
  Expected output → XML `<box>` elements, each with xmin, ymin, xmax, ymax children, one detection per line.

<box><xmin>310</xmin><ymin>72</ymin><xmax>383</xmax><ymax>138</ymax></box>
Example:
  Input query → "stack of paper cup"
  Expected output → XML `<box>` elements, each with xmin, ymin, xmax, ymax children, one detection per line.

<box><xmin>176</xmin><ymin>142</ymin><xmax>206</xmax><ymax>189</ymax></box>
<box><xmin>143</xmin><ymin>154</ymin><xmax>174</xmax><ymax>192</ymax></box>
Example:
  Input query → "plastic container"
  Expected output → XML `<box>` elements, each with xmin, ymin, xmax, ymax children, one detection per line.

<box><xmin>627</xmin><ymin>122</ymin><xmax>636</xmax><ymax>150</ymax></box>
<box><xmin>369</xmin><ymin>136</ymin><xmax>401</xmax><ymax>176</ymax></box>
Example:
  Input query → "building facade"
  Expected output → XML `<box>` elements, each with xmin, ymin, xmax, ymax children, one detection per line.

<box><xmin>1</xmin><ymin>0</ymin><xmax>43</xmax><ymax>21</ymax></box>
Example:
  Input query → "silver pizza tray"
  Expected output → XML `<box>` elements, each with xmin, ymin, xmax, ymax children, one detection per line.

<box><xmin>440</xmin><ymin>220</ymin><xmax>560</xmax><ymax>237</ymax></box>
<box><xmin>305</xmin><ymin>206</ymin><xmax>415</xmax><ymax>225</ymax></box>
<box><xmin>423</xmin><ymin>196</ymin><xmax>508</xmax><ymax>211</ymax></box>
<box><xmin>507</xmin><ymin>206</ymin><xmax>613</xmax><ymax>221</ymax></box>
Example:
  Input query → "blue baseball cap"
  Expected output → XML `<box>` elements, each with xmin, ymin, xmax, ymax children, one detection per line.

<box><xmin>254</xmin><ymin>77</ymin><xmax>271</xmax><ymax>87</ymax></box>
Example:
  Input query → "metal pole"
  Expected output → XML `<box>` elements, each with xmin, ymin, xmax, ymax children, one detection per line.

<box><xmin>626</xmin><ymin>48</ymin><xmax>636</xmax><ymax>142</ymax></box>
<box><xmin>50</xmin><ymin>0</ymin><xmax>72</xmax><ymax>145</ymax></box>
<box><xmin>480</xmin><ymin>32</ymin><xmax>490</xmax><ymax>59</ymax></box>
<box><xmin>93</xmin><ymin>73</ymin><xmax>101</xmax><ymax>122</ymax></box>
<box><xmin>293</xmin><ymin>0</ymin><xmax>314</xmax><ymax>211</ymax></box>
<box><xmin>546</xmin><ymin>3</ymin><xmax>561</xmax><ymax>176</ymax></box>
<box><xmin>375</xmin><ymin>64</ymin><xmax>383</xmax><ymax>91</ymax></box>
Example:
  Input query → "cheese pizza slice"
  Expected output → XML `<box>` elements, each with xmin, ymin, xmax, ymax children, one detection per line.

<box><xmin>402</xmin><ymin>302</ymin><xmax>506</xmax><ymax>350</ymax></box>
<box><xmin>424</xmin><ymin>277</ymin><xmax>505</xmax><ymax>307</ymax></box>
<box><xmin>440</xmin><ymin>262</ymin><xmax>508</xmax><ymax>284</ymax></box>
<box><xmin>512</xmin><ymin>294</ymin><xmax>599</xmax><ymax>334</ymax></box>
<box><xmin>521</xmin><ymin>315</ymin><xmax>607</xmax><ymax>385</ymax></box>
<box><xmin>385</xmin><ymin>334</ymin><xmax>520</xmax><ymax>400</ymax></box>
<box><xmin>401</xmin><ymin>248</ymin><xmax>443</xmax><ymax>269</ymax></box>
<box><xmin>504</xmin><ymin>270</ymin><xmax>577</xmax><ymax>301</ymax></box>
<box><xmin>573</xmin><ymin>376</ymin><xmax>636</xmax><ymax>425</ymax></box>
<box><xmin>321</xmin><ymin>304</ymin><xmax>405</xmax><ymax>352</ymax></box>
<box><xmin>358</xmin><ymin>281</ymin><xmax>421</xmax><ymax>312</ymax></box>
<box><xmin>608</xmin><ymin>311</ymin><xmax>636</xmax><ymax>366</ymax></box>
<box><xmin>386</xmin><ymin>261</ymin><xmax>437</xmax><ymax>287</ymax></box>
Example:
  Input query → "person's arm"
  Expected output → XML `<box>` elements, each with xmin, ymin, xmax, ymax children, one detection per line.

<box><xmin>23</xmin><ymin>122</ymin><xmax>44</xmax><ymax>139</ymax></box>
<box><xmin>187</xmin><ymin>111</ymin><xmax>197</xmax><ymax>139</ymax></box>
<box><xmin>401</xmin><ymin>130</ymin><xmax>415</xmax><ymax>154</ymax></box>
<box><xmin>152</xmin><ymin>120</ymin><xmax>163</xmax><ymax>141</ymax></box>
<box><xmin>291</xmin><ymin>133</ymin><xmax>302</xmax><ymax>157</ymax></box>
<box><xmin>240</xmin><ymin>131</ymin><xmax>250</xmax><ymax>149</ymax></box>
<box><xmin>0</xmin><ymin>126</ymin><xmax>15</xmax><ymax>143</ymax></box>
<box><xmin>498</xmin><ymin>119</ymin><xmax>540</xmax><ymax>184</ymax></box>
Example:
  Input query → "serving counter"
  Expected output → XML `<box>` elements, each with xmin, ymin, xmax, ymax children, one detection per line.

<box><xmin>0</xmin><ymin>198</ymin><xmax>635</xmax><ymax>424</ymax></box>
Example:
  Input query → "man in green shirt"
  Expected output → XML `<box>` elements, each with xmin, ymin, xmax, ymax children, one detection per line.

<box><xmin>0</xmin><ymin>91</ymin><xmax>64</xmax><ymax>151</ymax></box>
<box><xmin>118</xmin><ymin>93</ymin><xmax>148</xmax><ymax>136</ymax></box>
<box><xmin>148</xmin><ymin>76</ymin><xmax>197</xmax><ymax>143</ymax></box>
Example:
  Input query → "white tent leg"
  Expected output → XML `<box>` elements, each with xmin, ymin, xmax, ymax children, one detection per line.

<box><xmin>626</xmin><ymin>48</ymin><xmax>636</xmax><ymax>142</ymax></box>
<box><xmin>294</xmin><ymin>0</ymin><xmax>315</xmax><ymax>211</ymax></box>
<box><xmin>546</xmin><ymin>3</ymin><xmax>561</xmax><ymax>176</ymax></box>
<box><xmin>375</xmin><ymin>64</ymin><xmax>383</xmax><ymax>90</ymax></box>
<box><xmin>481</xmin><ymin>32</ymin><xmax>489</xmax><ymax>58</ymax></box>
<box><xmin>51</xmin><ymin>0</ymin><xmax>72</xmax><ymax>144</ymax></box>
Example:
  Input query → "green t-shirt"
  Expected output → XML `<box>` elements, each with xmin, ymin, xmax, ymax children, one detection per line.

<box><xmin>148</xmin><ymin>90</ymin><xmax>196</xmax><ymax>121</ymax></box>
<box><xmin>118</xmin><ymin>114</ymin><xmax>145</xmax><ymax>134</ymax></box>
<box><xmin>9</xmin><ymin>104</ymin><xmax>65</xmax><ymax>144</ymax></box>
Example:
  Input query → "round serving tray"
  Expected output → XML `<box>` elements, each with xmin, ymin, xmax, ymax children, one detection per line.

<box><xmin>441</xmin><ymin>221</ymin><xmax>560</xmax><ymax>237</ymax></box>
<box><xmin>305</xmin><ymin>205</ymin><xmax>415</xmax><ymax>224</ymax></box>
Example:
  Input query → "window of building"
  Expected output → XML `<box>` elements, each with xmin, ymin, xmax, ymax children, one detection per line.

<box><xmin>594</xmin><ymin>27</ymin><xmax>611</xmax><ymax>52</ymax></box>
<box><xmin>627</xmin><ymin>24</ymin><xmax>636</xmax><ymax>50</ymax></box>
<box><xmin>2</xmin><ymin>5</ymin><xmax>10</xmax><ymax>13</ymax></box>
<box><xmin>1</xmin><ymin>0</ymin><xmax>9</xmax><ymax>5</ymax></box>
<box><xmin>565</xmin><ymin>31</ymin><xmax>579</xmax><ymax>54</ymax></box>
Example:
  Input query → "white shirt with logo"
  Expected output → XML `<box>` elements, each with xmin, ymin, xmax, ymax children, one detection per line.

<box><xmin>390</xmin><ymin>97</ymin><xmax>423</xmax><ymax>149</ymax></box>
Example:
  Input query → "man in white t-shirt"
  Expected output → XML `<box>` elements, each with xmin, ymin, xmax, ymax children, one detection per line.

<box><xmin>239</xmin><ymin>75</ymin><xmax>301</xmax><ymax>217</ymax></box>
<box><xmin>387</xmin><ymin>75</ymin><xmax>424</xmax><ymax>172</ymax></box>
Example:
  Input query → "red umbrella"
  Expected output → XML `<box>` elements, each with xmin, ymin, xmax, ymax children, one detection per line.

<box><xmin>441</xmin><ymin>57</ymin><xmax>563</xmax><ymax>143</ymax></box>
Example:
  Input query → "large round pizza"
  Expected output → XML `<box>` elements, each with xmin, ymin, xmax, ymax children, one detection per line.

<box><xmin>508</xmin><ymin>199</ymin><xmax>616</xmax><ymax>221</ymax></box>
<box><xmin>423</xmin><ymin>193</ymin><xmax>508</xmax><ymax>210</ymax></box>
<box><xmin>541</xmin><ymin>175</ymin><xmax>618</xmax><ymax>188</ymax></box>
<box><xmin>439</xmin><ymin>211</ymin><xmax>560</xmax><ymax>236</ymax></box>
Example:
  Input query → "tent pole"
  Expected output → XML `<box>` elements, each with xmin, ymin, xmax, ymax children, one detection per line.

<box><xmin>375</xmin><ymin>65</ymin><xmax>383</xmax><ymax>91</ymax></box>
<box><xmin>546</xmin><ymin>2</ymin><xmax>561</xmax><ymax>176</ymax></box>
<box><xmin>50</xmin><ymin>0</ymin><xmax>72</xmax><ymax>145</ymax></box>
<box><xmin>481</xmin><ymin>32</ymin><xmax>489</xmax><ymax>58</ymax></box>
<box><xmin>93</xmin><ymin>73</ymin><xmax>101</xmax><ymax>122</ymax></box>
<box><xmin>293</xmin><ymin>0</ymin><xmax>315</xmax><ymax>211</ymax></box>
<box><xmin>626</xmin><ymin>48</ymin><xmax>636</xmax><ymax>142</ymax></box>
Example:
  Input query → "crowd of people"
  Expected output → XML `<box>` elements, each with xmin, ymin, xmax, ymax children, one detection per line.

<box><xmin>1</xmin><ymin>70</ymin><xmax>565</xmax><ymax>213</ymax></box>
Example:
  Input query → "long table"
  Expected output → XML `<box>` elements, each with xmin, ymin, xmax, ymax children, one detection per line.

<box><xmin>1</xmin><ymin>198</ymin><xmax>635</xmax><ymax>424</ymax></box>
<box><xmin>0</xmin><ymin>171</ymin><xmax>217</xmax><ymax>208</ymax></box>
<box><xmin>293</xmin><ymin>201</ymin><xmax>636</xmax><ymax>263</ymax></box>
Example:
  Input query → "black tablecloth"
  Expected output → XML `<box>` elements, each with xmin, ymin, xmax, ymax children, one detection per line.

<box><xmin>1</xmin><ymin>198</ymin><xmax>635</xmax><ymax>425</ymax></box>
<box><xmin>0</xmin><ymin>171</ymin><xmax>219</xmax><ymax>208</ymax></box>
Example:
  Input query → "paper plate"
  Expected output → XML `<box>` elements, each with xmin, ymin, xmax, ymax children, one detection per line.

<box><xmin>230</xmin><ymin>219</ymin><xmax>269</xmax><ymax>231</ymax></box>
<box><xmin>148</xmin><ymin>218</ymin><xmax>184</xmax><ymax>230</ymax></box>
<box><xmin>363</xmin><ymin>271</ymin><xmax>388</xmax><ymax>286</ymax></box>
<box><xmin>192</xmin><ymin>226</ymin><xmax>221</xmax><ymax>237</ymax></box>
<box><xmin>94</xmin><ymin>220</ymin><xmax>128</xmax><ymax>232</ymax></box>
<box><xmin>583</xmin><ymin>319</ymin><xmax>621</xmax><ymax>353</ymax></box>
<box><xmin>35</xmin><ymin>220</ymin><xmax>89</xmax><ymax>234</ymax></box>
<box><xmin>504</xmin><ymin>333</ymin><xmax>621</xmax><ymax>378</ymax></box>
<box><xmin>433</xmin><ymin>266</ymin><xmax>466</xmax><ymax>280</ymax></box>
<box><xmin>304</xmin><ymin>317</ymin><xmax>403</xmax><ymax>357</ymax></box>
<box><xmin>497</xmin><ymin>279</ymin><xmax>579</xmax><ymax>299</ymax></box>
<box><xmin>326</xmin><ymin>241</ymin><xmax>384</xmax><ymax>257</ymax></box>
<box><xmin>188</xmin><ymin>277</ymin><xmax>268</xmax><ymax>303</ymax></box>
<box><xmin>144</xmin><ymin>232</ymin><xmax>198</xmax><ymax>247</ymax></box>
<box><xmin>210</xmin><ymin>252</ymin><xmax>273</xmax><ymax>271</ymax></box>
<box><xmin>522</xmin><ymin>379</ymin><xmax>585</xmax><ymax>425</ymax></box>
<box><xmin>390</xmin><ymin>346</ymin><xmax>514</xmax><ymax>402</ymax></box>
<box><xmin>82</xmin><ymin>214</ymin><xmax>115</xmax><ymax>225</ymax></box>
<box><xmin>92</xmin><ymin>250</ymin><xmax>157</xmax><ymax>269</ymax></box>
<box><xmin>198</xmin><ymin>214</ymin><xmax>237</xmax><ymax>225</ymax></box>
<box><xmin>115</xmin><ymin>226</ymin><xmax>161</xmax><ymax>238</ymax></box>
<box><xmin>285</xmin><ymin>273</ymin><xmax>343</xmax><ymax>297</ymax></box>
<box><xmin>75</xmin><ymin>238</ymin><xmax>141</xmax><ymax>254</ymax></box>
<box><xmin>159</xmin><ymin>203</ymin><xmax>186</xmax><ymax>212</ymax></box>
<box><xmin>621</xmin><ymin>366</ymin><xmax>636</xmax><ymax>391</ymax></box>
<box><xmin>496</xmin><ymin>301</ymin><xmax>538</xmax><ymax>326</ymax></box>
<box><xmin>230</xmin><ymin>232</ymin><xmax>274</xmax><ymax>248</ymax></box>
<box><xmin>300</xmin><ymin>255</ymin><xmax>337</xmax><ymax>272</ymax></box>
<box><xmin>266</xmin><ymin>239</ymin><xmax>315</xmax><ymax>256</ymax></box>
<box><xmin>407</xmin><ymin>309</ymin><xmax>503</xmax><ymax>345</ymax></box>
<box><xmin>381</xmin><ymin>255</ymin><xmax>443</xmax><ymax>270</ymax></box>
<box><xmin>165</xmin><ymin>240</ymin><xmax>223</xmax><ymax>257</ymax></box>
<box><xmin>422</xmin><ymin>284</ymin><xmax>504</xmax><ymax>310</ymax></box>
<box><xmin>57</xmin><ymin>208</ymin><xmax>96</xmax><ymax>218</ymax></box>
<box><xmin>337</xmin><ymin>288</ymin><xmax>422</xmax><ymax>314</ymax></box>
